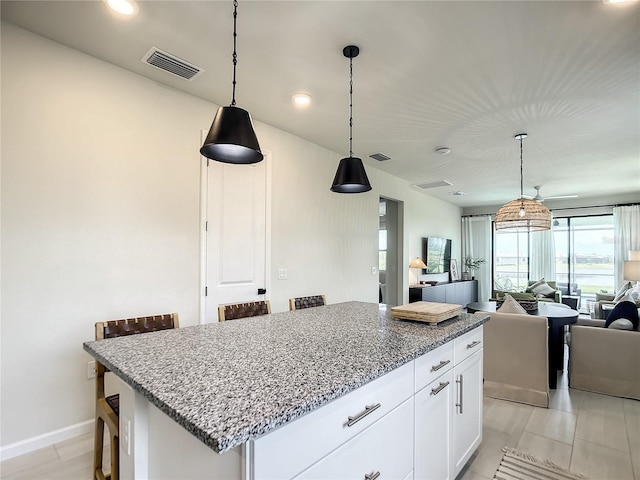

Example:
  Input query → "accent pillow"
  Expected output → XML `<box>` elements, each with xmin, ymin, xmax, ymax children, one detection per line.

<box><xmin>531</xmin><ymin>281</ymin><xmax>556</xmax><ymax>297</ymax></box>
<box><xmin>608</xmin><ymin>319</ymin><xmax>634</xmax><ymax>330</ymax></box>
<box><xmin>497</xmin><ymin>294</ymin><xmax>528</xmax><ymax>315</ymax></box>
<box><xmin>613</xmin><ymin>282</ymin><xmax>632</xmax><ymax>302</ymax></box>
<box><xmin>528</xmin><ymin>278</ymin><xmax>545</xmax><ymax>289</ymax></box>
<box><xmin>604</xmin><ymin>299</ymin><xmax>639</xmax><ymax>330</ymax></box>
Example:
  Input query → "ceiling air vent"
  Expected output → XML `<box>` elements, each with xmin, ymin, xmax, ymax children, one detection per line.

<box><xmin>369</xmin><ymin>152</ymin><xmax>391</xmax><ymax>162</ymax></box>
<box><xmin>141</xmin><ymin>47</ymin><xmax>203</xmax><ymax>81</ymax></box>
<box><xmin>415</xmin><ymin>180</ymin><xmax>452</xmax><ymax>190</ymax></box>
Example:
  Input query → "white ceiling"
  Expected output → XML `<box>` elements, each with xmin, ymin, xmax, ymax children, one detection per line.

<box><xmin>2</xmin><ymin>0</ymin><xmax>639</xmax><ymax>208</ymax></box>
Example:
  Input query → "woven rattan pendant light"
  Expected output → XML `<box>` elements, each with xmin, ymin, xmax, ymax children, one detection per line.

<box><xmin>200</xmin><ymin>0</ymin><xmax>263</xmax><ymax>164</ymax></box>
<box><xmin>495</xmin><ymin>134</ymin><xmax>551</xmax><ymax>232</ymax></box>
<box><xmin>330</xmin><ymin>45</ymin><xmax>372</xmax><ymax>194</ymax></box>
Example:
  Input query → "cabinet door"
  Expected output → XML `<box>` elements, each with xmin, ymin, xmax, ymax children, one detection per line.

<box><xmin>294</xmin><ymin>398</ymin><xmax>414</xmax><ymax>480</ymax></box>
<box><xmin>415</xmin><ymin>370</ymin><xmax>453</xmax><ymax>480</ymax></box>
<box><xmin>422</xmin><ymin>285</ymin><xmax>445</xmax><ymax>303</ymax></box>
<box><xmin>452</xmin><ymin>350</ymin><xmax>483</xmax><ymax>477</ymax></box>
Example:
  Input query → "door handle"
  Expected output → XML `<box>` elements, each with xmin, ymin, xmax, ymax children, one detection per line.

<box><xmin>257</xmin><ymin>288</ymin><xmax>266</xmax><ymax>295</ymax></box>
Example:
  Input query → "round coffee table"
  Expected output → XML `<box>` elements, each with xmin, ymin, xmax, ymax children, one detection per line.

<box><xmin>466</xmin><ymin>301</ymin><xmax>578</xmax><ymax>389</ymax></box>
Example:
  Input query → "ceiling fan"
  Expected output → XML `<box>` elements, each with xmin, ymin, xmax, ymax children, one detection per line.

<box><xmin>524</xmin><ymin>185</ymin><xmax>578</xmax><ymax>203</ymax></box>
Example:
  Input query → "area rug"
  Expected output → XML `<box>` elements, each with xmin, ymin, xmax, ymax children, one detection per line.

<box><xmin>493</xmin><ymin>447</ymin><xmax>589</xmax><ymax>480</ymax></box>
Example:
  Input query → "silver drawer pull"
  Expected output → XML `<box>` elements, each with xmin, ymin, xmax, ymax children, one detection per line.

<box><xmin>430</xmin><ymin>381</ymin><xmax>450</xmax><ymax>396</ymax></box>
<box><xmin>430</xmin><ymin>359</ymin><xmax>451</xmax><ymax>372</ymax></box>
<box><xmin>364</xmin><ymin>472</ymin><xmax>381</xmax><ymax>480</ymax></box>
<box><xmin>346</xmin><ymin>403</ymin><xmax>381</xmax><ymax>427</ymax></box>
<box><xmin>466</xmin><ymin>340</ymin><xmax>481</xmax><ymax>349</ymax></box>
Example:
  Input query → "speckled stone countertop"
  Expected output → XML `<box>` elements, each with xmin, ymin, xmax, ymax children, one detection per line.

<box><xmin>84</xmin><ymin>301</ymin><xmax>487</xmax><ymax>454</ymax></box>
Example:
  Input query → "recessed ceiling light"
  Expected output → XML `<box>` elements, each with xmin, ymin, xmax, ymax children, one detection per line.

<box><xmin>106</xmin><ymin>0</ymin><xmax>138</xmax><ymax>16</ymax></box>
<box><xmin>292</xmin><ymin>93</ymin><xmax>311</xmax><ymax>107</ymax></box>
<box><xmin>435</xmin><ymin>147</ymin><xmax>451</xmax><ymax>155</ymax></box>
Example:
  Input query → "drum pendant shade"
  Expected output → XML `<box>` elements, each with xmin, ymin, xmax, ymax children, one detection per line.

<box><xmin>331</xmin><ymin>157</ymin><xmax>372</xmax><ymax>193</ymax></box>
<box><xmin>200</xmin><ymin>106</ymin><xmax>263</xmax><ymax>164</ymax></box>
<box><xmin>330</xmin><ymin>45</ymin><xmax>371</xmax><ymax>194</ymax></box>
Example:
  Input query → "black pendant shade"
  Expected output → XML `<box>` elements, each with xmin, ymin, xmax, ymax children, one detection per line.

<box><xmin>330</xmin><ymin>44</ymin><xmax>371</xmax><ymax>194</ymax></box>
<box><xmin>330</xmin><ymin>156</ymin><xmax>372</xmax><ymax>193</ymax></box>
<box><xmin>200</xmin><ymin>106</ymin><xmax>263</xmax><ymax>164</ymax></box>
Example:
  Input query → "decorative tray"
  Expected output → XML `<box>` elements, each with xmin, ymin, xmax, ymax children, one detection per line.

<box><xmin>390</xmin><ymin>301</ymin><xmax>462</xmax><ymax>324</ymax></box>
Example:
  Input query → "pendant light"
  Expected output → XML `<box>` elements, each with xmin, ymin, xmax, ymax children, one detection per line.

<box><xmin>330</xmin><ymin>45</ymin><xmax>372</xmax><ymax>194</ymax></box>
<box><xmin>495</xmin><ymin>133</ymin><xmax>551</xmax><ymax>231</ymax></box>
<box><xmin>200</xmin><ymin>0</ymin><xmax>263</xmax><ymax>164</ymax></box>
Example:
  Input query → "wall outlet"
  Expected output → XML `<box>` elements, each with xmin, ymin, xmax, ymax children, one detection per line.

<box><xmin>371</xmin><ymin>266</ymin><xmax>378</xmax><ymax>275</ymax></box>
<box><xmin>87</xmin><ymin>360</ymin><xmax>96</xmax><ymax>379</ymax></box>
<box><xmin>278</xmin><ymin>268</ymin><xmax>288</xmax><ymax>280</ymax></box>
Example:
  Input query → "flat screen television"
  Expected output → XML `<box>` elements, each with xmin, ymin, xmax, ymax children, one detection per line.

<box><xmin>422</xmin><ymin>237</ymin><xmax>452</xmax><ymax>274</ymax></box>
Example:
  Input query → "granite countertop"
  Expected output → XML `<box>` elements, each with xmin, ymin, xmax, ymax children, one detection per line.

<box><xmin>84</xmin><ymin>301</ymin><xmax>488</xmax><ymax>454</ymax></box>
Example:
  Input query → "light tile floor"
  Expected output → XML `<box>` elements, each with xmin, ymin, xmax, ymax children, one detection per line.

<box><xmin>459</xmin><ymin>368</ymin><xmax>640</xmax><ymax>480</ymax></box>
<box><xmin>2</xmin><ymin>371</ymin><xmax>638</xmax><ymax>480</ymax></box>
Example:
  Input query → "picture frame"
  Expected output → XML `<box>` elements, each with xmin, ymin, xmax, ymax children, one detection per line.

<box><xmin>450</xmin><ymin>259</ymin><xmax>459</xmax><ymax>282</ymax></box>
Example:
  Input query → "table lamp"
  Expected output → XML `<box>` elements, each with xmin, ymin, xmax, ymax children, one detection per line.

<box><xmin>409</xmin><ymin>257</ymin><xmax>427</xmax><ymax>287</ymax></box>
<box><xmin>624</xmin><ymin>252</ymin><xmax>640</xmax><ymax>288</ymax></box>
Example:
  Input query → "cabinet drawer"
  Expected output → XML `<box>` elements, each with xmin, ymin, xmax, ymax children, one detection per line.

<box><xmin>294</xmin><ymin>398</ymin><xmax>414</xmax><ymax>480</ymax></box>
<box><xmin>251</xmin><ymin>361</ymin><xmax>414</xmax><ymax>480</ymax></box>
<box><xmin>414</xmin><ymin>342</ymin><xmax>454</xmax><ymax>392</ymax></box>
<box><xmin>453</xmin><ymin>326</ymin><xmax>483</xmax><ymax>365</ymax></box>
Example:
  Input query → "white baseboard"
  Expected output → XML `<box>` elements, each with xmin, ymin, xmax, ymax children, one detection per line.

<box><xmin>0</xmin><ymin>419</ymin><xmax>93</xmax><ymax>461</ymax></box>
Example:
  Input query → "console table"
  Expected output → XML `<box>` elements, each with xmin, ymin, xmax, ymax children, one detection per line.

<box><xmin>466</xmin><ymin>301</ymin><xmax>578</xmax><ymax>389</ymax></box>
<box><xmin>410</xmin><ymin>280</ymin><xmax>478</xmax><ymax>307</ymax></box>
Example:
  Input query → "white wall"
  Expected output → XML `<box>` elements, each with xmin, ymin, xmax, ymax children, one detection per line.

<box><xmin>0</xmin><ymin>23</ymin><xmax>460</xmax><ymax>450</ymax></box>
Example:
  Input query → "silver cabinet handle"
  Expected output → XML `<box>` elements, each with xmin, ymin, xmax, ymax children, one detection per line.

<box><xmin>346</xmin><ymin>403</ymin><xmax>381</xmax><ymax>427</ymax></box>
<box><xmin>466</xmin><ymin>340</ymin><xmax>481</xmax><ymax>349</ymax></box>
<box><xmin>430</xmin><ymin>381</ymin><xmax>450</xmax><ymax>396</ymax></box>
<box><xmin>455</xmin><ymin>375</ymin><xmax>464</xmax><ymax>413</ymax></box>
<box><xmin>430</xmin><ymin>359</ymin><xmax>451</xmax><ymax>372</ymax></box>
<box><xmin>365</xmin><ymin>472</ymin><xmax>380</xmax><ymax>480</ymax></box>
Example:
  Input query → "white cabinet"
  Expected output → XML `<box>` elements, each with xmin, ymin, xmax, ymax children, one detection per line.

<box><xmin>414</xmin><ymin>369</ymin><xmax>453</xmax><ymax>480</ymax></box>
<box><xmin>414</xmin><ymin>327</ymin><xmax>483</xmax><ymax>480</ymax></box>
<box><xmin>452</xmin><ymin>350</ymin><xmax>483</xmax><ymax>477</ymax></box>
<box><xmin>294</xmin><ymin>398</ymin><xmax>414</xmax><ymax>480</ymax></box>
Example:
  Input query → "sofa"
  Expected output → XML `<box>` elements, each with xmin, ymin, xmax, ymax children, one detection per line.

<box><xmin>483</xmin><ymin>311</ymin><xmax>549</xmax><ymax>407</ymax></box>
<box><xmin>491</xmin><ymin>281</ymin><xmax>561</xmax><ymax>306</ymax></box>
<box><xmin>569</xmin><ymin>325</ymin><xmax>640</xmax><ymax>400</ymax></box>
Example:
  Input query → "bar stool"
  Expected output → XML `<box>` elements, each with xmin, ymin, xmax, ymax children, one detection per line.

<box><xmin>218</xmin><ymin>300</ymin><xmax>271</xmax><ymax>322</ymax></box>
<box><xmin>288</xmin><ymin>295</ymin><xmax>326</xmax><ymax>311</ymax></box>
<box><xmin>93</xmin><ymin>313</ymin><xmax>179</xmax><ymax>480</ymax></box>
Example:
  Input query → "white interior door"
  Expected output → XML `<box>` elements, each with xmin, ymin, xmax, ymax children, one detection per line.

<box><xmin>200</xmin><ymin>150</ymin><xmax>270</xmax><ymax>323</ymax></box>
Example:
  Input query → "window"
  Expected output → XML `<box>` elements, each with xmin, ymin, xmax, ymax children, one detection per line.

<box><xmin>554</xmin><ymin>215</ymin><xmax>614</xmax><ymax>301</ymax></box>
<box><xmin>379</xmin><ymin>200</ymin><xmax>387</xmax><ymax>271</ymax></box>
<box><xmin>493</xmin><ymin>230</ymin><xmax>530</xmax><ymax>291</ymax></box>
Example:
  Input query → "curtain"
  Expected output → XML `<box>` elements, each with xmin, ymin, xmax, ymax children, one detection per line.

<box><xmin>614</xmin><ymin>205</ymin><xmax>640</xmax><ymax>289</ymax></box>
<box><xmin>530</xmin><ymin>220</ymin><xmax>556</xmax><ymax>281</ymax></box>
<box><xmin>462</xmin><ymin>215</ymin><xmax>492</xmax><ymax>302</ymax></box>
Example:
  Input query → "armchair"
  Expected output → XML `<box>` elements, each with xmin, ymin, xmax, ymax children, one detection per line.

<box><xmin>569</xmin><ymin>325</ymin><xmax>640</xmax><ymax>400</ymax></box>
<box><xmin>483</xmin><ymin>311</ymin><xmax>549</xmax><ymax>407</ymax></box>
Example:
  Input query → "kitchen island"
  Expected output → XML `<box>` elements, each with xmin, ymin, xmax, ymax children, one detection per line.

<box><xmin>84</xmin><ymin>301</ymin><xmax>488</xmax><ymax>479</ymax></box>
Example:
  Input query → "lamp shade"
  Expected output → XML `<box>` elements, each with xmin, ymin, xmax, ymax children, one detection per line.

<box><xmin>409</xmin><ymin>257</ymin><xmax>427</xmax><ymax>269</ymax></box>
<box><xmin>330</xmin><ymin>156</ymin><xmax>372</xmax><ymax>193</ymax></box>
<box><xmin>624</xmin><ymin>261</ymin><xmax>640</xmax><ymax>282</ymax></box>
<box><xmin>495</xmin><ymin>198</ymin><xmax>551</xmax><ymax>232</ymax></box>
<box><xmin>629</xmin><ymin>251</ymin><xmax>640</xmax><ymax>261</ymax></box>
<box><xmin>200</xmin><ymin>106</ymin><xmax>263</xmax><ymax>164</ymax></box>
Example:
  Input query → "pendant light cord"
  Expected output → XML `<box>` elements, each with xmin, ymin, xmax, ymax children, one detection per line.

<box><xmin>519</xmin><ymin>135</ymin><xmax>524</xmax><ymax>198</ymax></box>
<box><xmin>348</xmin><ymin>54</ymin><xmax>354</xmax><ymax>158</ymax></box>
<box><xmin>231</xmin><ymin>0</ymin><xmax>238</xmax><ymax>107</ymax></box>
